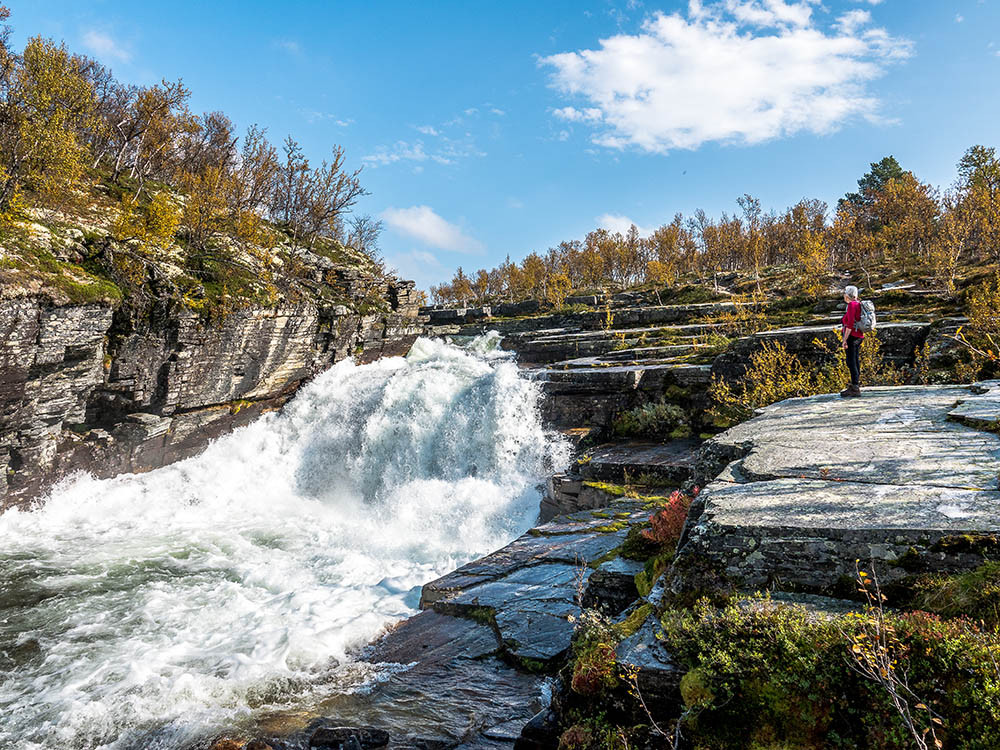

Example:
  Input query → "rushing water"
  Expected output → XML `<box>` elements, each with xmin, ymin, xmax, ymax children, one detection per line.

<box><xmin>0</xmin><ymin>334</ymin><xmax>568</xmax><ymax>750</ymax></box>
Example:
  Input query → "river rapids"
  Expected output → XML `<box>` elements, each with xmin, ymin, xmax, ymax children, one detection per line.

<box><xmin>0</xmin><ymin>334</ymin><xmax>569</xmax><ymax>749</ymax></box>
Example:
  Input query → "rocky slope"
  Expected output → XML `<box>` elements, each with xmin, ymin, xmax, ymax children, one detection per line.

<box><xmin>0</xmin><ymin>262</ymin><xmax>424</xmax><ymax>510</ymax></box>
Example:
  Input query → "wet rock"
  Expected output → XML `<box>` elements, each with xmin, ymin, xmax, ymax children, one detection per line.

<box><xmin>615</xmin><ymin>618</ymin><xmax>682</xmax><ymax>721</ymax></box>
<box><xmin>481</xmin><ymin>718</ymin><xmax>529</xmax><ymax>740</ymax></box>
<box><xmin>309</xmin><ymin>726</ymin><xmax>389</xmax><ymax>749</ymax></box>
<box><xmin>514</xmin><ymin>708</ymin><xmax>561</xmax><ymax>749</ymax></box>
<box><xmin>421</xmin><ymin>508</ymin><xmax>641</xmax><ymax>664</ymax></box>
<box><xmin>582</xmin><ymin>557</ymin><xmax>643</xmax><ymax>615</ymax></box>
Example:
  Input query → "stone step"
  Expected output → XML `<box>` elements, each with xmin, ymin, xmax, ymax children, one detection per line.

<box><xmin>455</xmin><ymin>302</ymin><xmax>739</xmax><ymax>337</ymax></box>
<box><xmin>504</xmin><ymin>325</ymin><xmax>723</xmax><ymax>365</ymax></box>
<box><xmin>537</xmin><ymin>362</ymin><xmax>713</xmax><ymax>387</ymax></box>
<box><xmin>535</xmin><ymin>363</ymin><xmax>712</xmax><ymax>430</ymax></box>
<box><xmin>582</xmin><ymin>439</ymin><xmax>701</xmax><ymax>485</ymax></box>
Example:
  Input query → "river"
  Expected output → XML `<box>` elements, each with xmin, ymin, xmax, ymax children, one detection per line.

<box><xmin>0</xmin><ymin>334</ymin><xmax>568</xmax><ymax>749</ymax></box>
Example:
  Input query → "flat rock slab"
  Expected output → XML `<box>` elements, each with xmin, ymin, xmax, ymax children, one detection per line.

<box><xmin>676</xmin><ymin>384</ymin><xmax>1000</xmax><ymax>597</ymax></box>
<box><xmin>421</xmin><ymin>509</ymin><xmax>637</xmax><ymax>662</ymax></box>
<box><xmin>717</xmin><ymin>386</ymin><xmax>1000</xmax><ymax>490</ymax></box>
<box><xmin>264</xmin><ymin>611</ymin><xmax>545</xmax><ymax>748</ymax></box>
<box><xmin>582</xmin><ymin>440</ymin><xmax>700</xmax><ymax>485</ymax></box>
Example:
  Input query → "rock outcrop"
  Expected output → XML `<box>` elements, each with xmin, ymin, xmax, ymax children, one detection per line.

<box><xmin>673</xmin><ymin>381</ymin><xmax>1000</xmax><ymax>598</ymax></box>
<box><xmin>0</xmin><ymin>279</ymin><xmax>424</xmax><ymax>509</ymax></box>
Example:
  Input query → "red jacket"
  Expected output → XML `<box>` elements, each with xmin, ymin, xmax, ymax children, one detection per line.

<box><xmin>842</xmin><ymin>300</ymin><xmax>864</xmax><ymax>339</ymax></box>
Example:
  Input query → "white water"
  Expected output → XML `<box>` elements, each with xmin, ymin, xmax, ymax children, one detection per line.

<box><xmin>0</xmin><ymin>334</ymin><xmax>568</xmax><ymax>750</ymax></box>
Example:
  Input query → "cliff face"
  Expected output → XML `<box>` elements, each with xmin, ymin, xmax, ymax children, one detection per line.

<box><xmin>0</xmin><ymin>280</ymin><xmax>424</xmax><ymax>510</ymax></box>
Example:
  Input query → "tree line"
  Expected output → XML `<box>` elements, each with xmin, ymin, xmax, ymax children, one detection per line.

<box><xmin>0</xmin><ymin>7</ymin><xmax>379</xmax><ymax>256</ymax></box>
<box><xmin>431</xmin><ymin>149</ymin><xmax>1000</xmax><ymax>306</ymax></box>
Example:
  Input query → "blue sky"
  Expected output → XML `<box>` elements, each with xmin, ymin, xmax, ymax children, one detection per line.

<box><xmin>8</xmin><ymin>1</ymin><xmax>1000</xmax><ymax>290</ymax></box>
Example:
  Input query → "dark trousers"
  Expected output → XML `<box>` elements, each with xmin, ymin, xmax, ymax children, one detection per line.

<box><xmin>846</xmin><ymin>336</ymin><xmax>862</xmax><ymax>386</ymax></box>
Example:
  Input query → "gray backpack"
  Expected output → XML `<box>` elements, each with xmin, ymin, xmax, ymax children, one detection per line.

<box><xmin>856</xmin><ymin>300</ymin><xmax>876</xmax><ymax>333</ymax></box>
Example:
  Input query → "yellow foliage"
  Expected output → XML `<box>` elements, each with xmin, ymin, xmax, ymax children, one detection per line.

<box><xmin>545</xmin><ymin>270</ymin><xmax>572</xmax><ymax>308</ymax></box>
<box><xmin>708</xmin><ymin>341</ymin><xmax>814</xmax><ymax>425</ymax></box>
<box><xmin>966</xmin><ymin>273</ymin><xmax>1000</xmax><ymax>342</ymax></box>
<box><xmin>713</xmin><ymin>291</ymin><xmax>769</xmax><ymax>337</ymax></box>
<box><xmin>111</xmin><ymin>192</ymin><xmax>180</xmax><ymax>251</ymax></box>
<box><xmin>812</xmin><ymin>328</ymin><xmax>906</xmax><ymax>391</ymax></box>
<box><xmin>710</xmin><ymin>331</ymin><xmax>906</xmax><ymax>427</ymax></box>
<box><xmin>796</xmin><ymin>232</ymin><xmax>829</xmax><ymax>297</ymax></box>
<box><xmin>3</xmin><ymin>37</ymin><xmax>96</xmax><ymax>207</ymax></box>
<box><xmin>145</xmin><ymin>192</ymin><xmax>180</xmax><ymax>248</ymax></box>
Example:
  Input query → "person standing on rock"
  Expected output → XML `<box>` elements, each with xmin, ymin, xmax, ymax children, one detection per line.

<box><xmin>840</xmin><ymin>285</ymin><xmax>864</xmax><ymax>398</ymax></box>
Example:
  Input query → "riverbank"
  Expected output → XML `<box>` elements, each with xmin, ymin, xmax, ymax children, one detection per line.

<box><xmin>231</xmin><ymin>379</ymin><xmax>1000</xmax><ymax>749</ymax></box>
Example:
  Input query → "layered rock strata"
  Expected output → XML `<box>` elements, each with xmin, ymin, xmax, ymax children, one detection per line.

<box><xmin>0</xmin><ymin>280</ymin><xmax>424</xmax><ymax>509</ymax></box>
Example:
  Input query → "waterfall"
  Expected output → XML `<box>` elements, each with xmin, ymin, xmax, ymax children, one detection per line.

<box><xmin>0</xmin><ymin>334</ymin><xmax>568</xmax><ymax>750</ymax></box>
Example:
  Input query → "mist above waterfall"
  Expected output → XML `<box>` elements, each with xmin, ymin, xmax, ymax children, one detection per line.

<box><xmin>0</xmin><ymin>334</ymin><xmax>568</xmax><ymax>750</ymax></box>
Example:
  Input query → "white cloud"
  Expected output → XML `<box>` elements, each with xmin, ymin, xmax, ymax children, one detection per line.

<box><xmin>955</xmin><ymin>14</ymin><xmax>964</xmax><ymax>23</ymax></box>
<box><xmin>274</xmin><ymin>39</ymin><xmax>302</xmax><ymax>56</ymax></box>
<box><xmin>596</xmin><ymin>213</ymin><xmax>655</xmax><ymax>237</ymax></box>
<box><xmin>385</xmin><ymin>249</ymin><xmax>443</xmax><ymax>291</ymax></box>
<box><xmin>490</xmin><ymin>107</ymin><xmax>507</xmax><ymax>116</ymax></box>
<box><xmin>553</xmin><ymin>106</ymin><xmax>603</xmax><ymax>122</ymax></box>
<box><xmin>363</xmin><ymin>137</ymin><xmax>485</xmax><ymax>168</ymax></box>
<box><xmin>81</xmin><ymin>30</ymin><xmax>131</xmax><ymax>63</ymax></box>
<box><xmin>301</xmin><ymin>110</ymin><xmax>352</xmax><ymax>126</ymax></box>
<box><xmin>381</xmin><ymin>206</ymin><xmax>483</xmax><ymax>253</ymax></box>
<box><xmin>836</xmin><ymin>9</ymin><xmax>871</xmax><ymax>34</ymax></box>
<box><xmin>540</xmin><ymin>1</ymin><xmax>912</xmax><ymax>153</ymax></box>
<box><xmin>416</xmin><ymin>125</ymin><xmax>440</xmax><ymax>136</ymax></box>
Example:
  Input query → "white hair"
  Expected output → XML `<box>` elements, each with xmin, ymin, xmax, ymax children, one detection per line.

<box><xmin>844</xmin><ymin>285</ymin><xmax>859</xmax><ymax>300</ymax></box>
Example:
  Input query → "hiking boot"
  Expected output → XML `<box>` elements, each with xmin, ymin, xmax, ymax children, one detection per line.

<box><xmin>840</xmin><ymin>384</ymin><xmax>861</xmax><ymax>398</ymax></box>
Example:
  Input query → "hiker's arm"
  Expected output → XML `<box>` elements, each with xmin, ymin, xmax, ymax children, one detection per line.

<box><xmin>841</xmin><ymin>325</ymin><xmax>850</xmax><ymax>349</ymax></box>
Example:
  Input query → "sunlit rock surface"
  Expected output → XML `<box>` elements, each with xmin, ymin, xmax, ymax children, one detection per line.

<box><xmin>674</xmin><ymin>382</ymin><xmax>1000</xmax><ymax>597</ymax></box>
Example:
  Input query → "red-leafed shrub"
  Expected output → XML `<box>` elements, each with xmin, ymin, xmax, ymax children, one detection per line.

<box><xmin>642</xmin><ymin>487</ymin><xmax>698</xmax><ymax>548</ymax></box>
<box><xmin>570</xmin><ymin>642</ymin><xmax>618</xmax><ymax>696</ymax></box>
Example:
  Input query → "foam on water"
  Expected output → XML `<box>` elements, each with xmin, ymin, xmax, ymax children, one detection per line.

<box><xmin>0</xmin><ymin>335</ymin><xmax>568</xmax><ymax>750</ymax></box>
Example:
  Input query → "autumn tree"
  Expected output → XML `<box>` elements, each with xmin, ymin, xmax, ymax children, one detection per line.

<box><xmin>107</xmin><ymin>78</ymin><xmax>193</xmax><ymax>190</ymax></box>
<box><xmin>227</xmin><ymin>124</ymin><xmax>279</xmax><ymax>243</ymax></box>
<box><xmin>0</xmin><ymin>35</ymin><xmax>97</xmax><ymax>212</ymax></box>
<box><xmin>841</xmin><ymin>155</ymin><xmax>905</xmax><ymax>215</ymax></box>
<box><xmin>545</xmin><ymin>271</ymin><xmax>572</xmax><ymax>308</ymax></box>
<box><xmin>737</xmin><ymin>194</ymin><xmax>765</xmax><ymax>282</ymax></box>
<box><xmin>346</xmin><ymin>214</ymin><xmax>384</xmax><ymax>261</ymax></box>
<box><xmin>955</xmin><ymin>145</ymin><xmax>1000</xmax><ymax>264</ymax></box>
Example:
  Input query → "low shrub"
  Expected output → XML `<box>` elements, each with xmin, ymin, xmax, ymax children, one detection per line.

<box><xmin>642</xmin><ymin>488</ymin><xmax>696</xmax><ymax>548</ymax></box>
<box><xmin>911</xmin><ymin>561</ymin><xmax>1000</xmax><ymax>627</ymax></box>
<box><xmin>708</xmin><ymin>340</ymin><xmax>815</xmax><ymax>425</ymax></box>
<box><xmin>612</xmin><ymin>399</ymin><xmax>691</xmax><ymax>439</ymax></box>
<box><xmin>709</xmin><ymin>330</ymin><xmax>907</xmax><ymax>427</ymax></box>
<box><xmin>658</xmin><ymin>596</ymin><xmax>1000</xmax><ymax>749</ymax></box>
